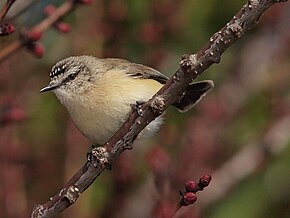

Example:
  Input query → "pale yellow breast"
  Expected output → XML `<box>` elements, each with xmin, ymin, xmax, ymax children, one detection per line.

<box><xmin>62</xmin><ymin>69</ymin><xmax>163</xmax><ymax>144</ymax></box>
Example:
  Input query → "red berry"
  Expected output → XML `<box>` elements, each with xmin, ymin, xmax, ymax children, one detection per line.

<box><xmin>182</xmin><ymin>192</ymin><xmax>197</xmax><ymax>206</ymax></box>
<box><xmin>185</xmin><ymin>180</ymin><xmax>197</xmax><ymax>192</ymax></box>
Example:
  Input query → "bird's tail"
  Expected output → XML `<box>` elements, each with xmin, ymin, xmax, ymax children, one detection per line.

<box><xmin>173</xmin><ymin>80</ymin><xmax>214</xmax><ymax>112</ymax></box>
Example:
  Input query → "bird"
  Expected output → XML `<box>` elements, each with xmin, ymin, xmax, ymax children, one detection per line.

<box><xmin>40</xmin><ymin>55</ymin><xmax>214</xmax><ymax>145</ymax></box>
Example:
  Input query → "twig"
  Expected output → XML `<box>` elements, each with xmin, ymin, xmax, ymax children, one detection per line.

<box><xmin>173</xmin><ymin>175</ymin><xmax>211</xmax><ymax>217</ymax></box>
<box><xmin>31</xmin><ymin>0</ymin><xmax>289</xmax><ymax>217</ymax></box>
<box><xmin>0</xmin><ymin>0</ymin><xmax>89</xmax><ymax>63</ymax></box>
<box><xmin>0</xmin><ymin>0</ymin><xmax>16</xmax><ymax>22</ymax></box>
<box><xmin>0</xmin><ymin>0</ymin><xmax>16</xmax><ymax>36</ymax></box>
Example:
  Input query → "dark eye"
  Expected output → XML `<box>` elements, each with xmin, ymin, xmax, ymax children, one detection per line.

<box><xmin>68</xmin><ymin>73</ymin><xmax>77</xmax><ymax>81</ymax></box>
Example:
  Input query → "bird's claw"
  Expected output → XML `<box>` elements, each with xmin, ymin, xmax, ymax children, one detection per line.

<box><xmin>131</xmin><ymin>101</ymin><xmax>145</xmax><ymax>116</ymax></box>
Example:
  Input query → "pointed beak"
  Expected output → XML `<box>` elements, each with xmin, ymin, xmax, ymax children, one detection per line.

<box><xmin>40</xmin><ymin>83</ymin><xmax>59</xmax><ymax>93</ymax></box>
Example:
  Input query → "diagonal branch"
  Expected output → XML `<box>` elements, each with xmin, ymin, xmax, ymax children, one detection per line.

<box><xmin>31</xmin><ymin>0</ymin><xmax>289</xmax><ymax>217</ymax></box>
<box><xmin>0</xmin><ymin>0</ymin><xmax>90</xmax><ymax>63</ymax></box>
<box><xmin>0</xmin><ymin>0</ymin><xmax>16</xmax><ymax>22</ymax></box>
<box><xmin>0</xmin><ymin>0</ymin><xmax>16</xmax><ymax>36</ymax></box>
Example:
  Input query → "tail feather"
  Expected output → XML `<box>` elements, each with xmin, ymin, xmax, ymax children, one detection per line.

<box><xmin>173</xmin><ymin>80</ymin><xmax>214</xmax><ymax>112</ymax></box>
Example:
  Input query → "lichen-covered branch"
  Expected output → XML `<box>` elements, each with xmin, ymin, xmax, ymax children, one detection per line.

<box><xmin>31</xmin><ymin>0</ymin><xmax>289</xmax><ymax>217</ymax></box>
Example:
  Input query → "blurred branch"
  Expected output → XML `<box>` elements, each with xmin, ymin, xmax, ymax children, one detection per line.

<box><xmin>0</xmin><ymin>0</ymin><xmax>16</xmax><ymax>36</ymax></box>
<box><xmin>0</xmin><ymin>0</ymin><xmax>91</xmax><ymax>62</ymax></box>
<box><xmin>200</xmin><ymin>114</ymin><xmax>290</xmax><ymax>207</ymax></box>
<box><xmin>9</xmin><ymin>0</ymin><xmax>41</xmax><ymax>21</ymax></box>
<box><xmin>0</xmin><ymin>0</ymin><xmax>16</xmax><ymax>22</ymax></box>
<box><xmin>31</xmin><ymin>0</ymin><xmax>288</xmax><ymax>217</ymax></box>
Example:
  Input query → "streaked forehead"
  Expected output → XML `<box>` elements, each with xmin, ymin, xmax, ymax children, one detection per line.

<box><xmin>50</xmin><ymin>57</ymin><xmax>83</xmax><ymax>79</ymax></box>
<box><xmin>50</xmin><ymin>64</ymin><xmax>66</xmax><ymax>78</ymax></box>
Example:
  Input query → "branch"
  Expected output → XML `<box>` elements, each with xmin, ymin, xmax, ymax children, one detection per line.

<box><xmin>0</xmin><ymin>0</ymin><xmax>16</xmax><ymax>22</ymax></box>
<box><xmin>31</xmin><ymin>0</ymin><xmax>289</xmax><ymax>217</ymax></box>
<box><xmin>0</xmin><ymin>0</ymin><xmax>91</xmax><ymax>63</ymax></box>
<box><xmin>0</xmin><ymin>0</ymin><xmax>16</xmax><ymax>36</ymax></box>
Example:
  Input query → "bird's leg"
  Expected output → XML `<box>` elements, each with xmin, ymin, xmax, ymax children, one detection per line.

<box><xmin>86</xmin><ymin>151</ymin><xmax>93</xmax><ymax>162</ymax></box>
<box><xmin>86</xmin><ymin>144</ymin><xmax>100</xmax><ymax>162</ymax></box>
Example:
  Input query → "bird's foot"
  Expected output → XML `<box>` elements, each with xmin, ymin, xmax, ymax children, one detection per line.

<box><xmin>86</xmin><ymin>144</ymin><xmax>100</xmax><ymax>162</ymax></box>
<box><xmin>131</xmin><ymin>100</ymin><xmax>145</xmax><ymax>116</ymax></box>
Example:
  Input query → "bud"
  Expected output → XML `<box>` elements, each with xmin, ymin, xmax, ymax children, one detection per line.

<box><xmin>185</xmin><ymin>180</ymin><xmax>197</xmax><ymax>192</ymax></box>
<box><xmin>44</xmin><ymin>5</ymin><xmax>56</xmax><ymax>16</ymax></box>
<box><xmin>55</xmin><ymin>22</ymin><xmax>71</xmax><ymax>33</ymax></box>
<box><xmin>199</xmin><ymin>174</ymin><xmax>211</xmax><ymax>188</ymax></box>
<box><xmin>0</xmin><ymin>23</ymin><xmax>15</xmax><ymax>36</ymax></box>
<box><xmin>27</xmin><ymin>30</ymin><xmax>43</xmax><ymax>41</ymax></box>
<box><xmin>27</xmin><ymin>43</ymin><xmax>45</xmax><ymax>58</ymax></box>
<box><xmin>182</xmin><ymin>192</ymin><xmax>197</xmax><ymax>206</ymax></box>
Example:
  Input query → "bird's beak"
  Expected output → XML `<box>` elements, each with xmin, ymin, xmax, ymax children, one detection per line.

<box><xmin>40</xmin><ymin>83</ymin><xmax>59</xmax><ymax>93</ymax></box>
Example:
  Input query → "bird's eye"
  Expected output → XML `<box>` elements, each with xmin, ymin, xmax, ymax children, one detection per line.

<box><xmin>68</xmin><ymin>73</ymin><xmax>77</xmax><ymax>81</ymax></box>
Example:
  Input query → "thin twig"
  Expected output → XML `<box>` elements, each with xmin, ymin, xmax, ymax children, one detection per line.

<box><xmin>31</xmin><ymin>0</ymin><xmax>289</xmax><ymax>217</ymax></box>
<box><xmin>0</xmin><ymin>1</ymin><xmax>86</xmax><ymax>63</ymax></box>
<box><xmin>0</xmin><ymin>0</ymin><xmax>16</xmax><ymax>22</ymax></box>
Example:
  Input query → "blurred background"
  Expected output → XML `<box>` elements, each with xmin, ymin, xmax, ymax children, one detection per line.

<box><xmin>0</xmin><ymin>0</ymin><xmax>290</xmax><ymax>217</ymax></box>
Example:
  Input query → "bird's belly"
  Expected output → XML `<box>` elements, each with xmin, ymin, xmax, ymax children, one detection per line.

<box><xmin>70</xmin><ymin>103</ymin><xmax>163</xmax><ymax>145</ymax></box>
<box><xmin>70</xmin><ymin>103</ymin><xmax>130</xmax><ymax>144</ymax></box>
<box><xmin>56</xmin><ymin>73</ymin><xmax>164</xmax><ymax>144</ymax></box>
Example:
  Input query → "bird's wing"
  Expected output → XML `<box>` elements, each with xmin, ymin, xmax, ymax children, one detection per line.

<box><xmin>104</xmin><ymin>58</ymin><xmax>168</xmax><ymax>84</ymax></box>
<box><xmin>125</xmin><ymin>62</ymin><xmax>168</xmax><ymax>84</ymax></box>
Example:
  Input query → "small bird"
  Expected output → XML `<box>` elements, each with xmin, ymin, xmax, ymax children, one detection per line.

<box><xmin>41</xmin><ymin>56</ymin><xmax>214</xmax><ymax>145</ymax></box>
